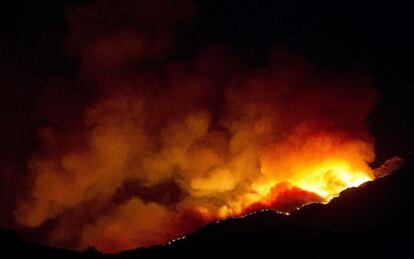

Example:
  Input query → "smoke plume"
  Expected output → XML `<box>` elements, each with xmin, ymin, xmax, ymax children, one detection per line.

<box><xmin>8</xmin><ymin>0</ymin><xmax>379</xmax><ymax>253</ymax></box>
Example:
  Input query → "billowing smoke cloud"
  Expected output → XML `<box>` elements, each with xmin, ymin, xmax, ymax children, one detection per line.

<box><xmin>10</xmin><ymin>0</ymin><xmax>378</xmax><ymax>253</ymax></box>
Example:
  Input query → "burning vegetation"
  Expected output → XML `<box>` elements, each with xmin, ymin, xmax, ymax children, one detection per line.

<box><xmin>11</xmin><ymin>0</ymin><xmax>381</xmax><ymax>253</ymax></box>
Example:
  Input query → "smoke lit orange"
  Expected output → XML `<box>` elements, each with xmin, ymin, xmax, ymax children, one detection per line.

<box><xmin>12</xmin><ymin>0</ymin><xmax>379</xmax><ymax>253</ymax></box>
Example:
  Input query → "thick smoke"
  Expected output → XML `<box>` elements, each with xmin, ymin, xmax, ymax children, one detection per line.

<box><xmin>10</xmin><ymin>0</ymin><xmax>378</xmax><ymax>253</ymax></box>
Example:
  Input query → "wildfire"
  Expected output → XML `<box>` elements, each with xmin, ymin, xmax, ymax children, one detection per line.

<box><xmin>256</xmin><ymin>161</ymin><xmax>373</xmax><ymax>200</ymax></box>
<box><xmin>215</xmin><ymin>159</ymin><xmax>374</xmax><ymax>219</ymax></box>
<box><xmin>11</xmin><ymin>0</ymin><xmax>380</xmax><ymax>253</ymax></box>
<box><xmin>287</xmin><ymin>160</ymin><xmax>373</xmax><ymax>199</ymax></box>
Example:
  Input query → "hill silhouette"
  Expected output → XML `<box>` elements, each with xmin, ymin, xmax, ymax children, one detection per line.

<box><xmin>2</xmin><ymin>157</ymin><xmax>413</xmax><ymax>258</ymax></box>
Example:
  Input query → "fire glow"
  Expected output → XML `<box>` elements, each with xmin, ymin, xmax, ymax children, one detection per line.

<box><xmin>12</xmin><ymin>0</ymin><xmax>379</xmax><ymax>254</ymax></box>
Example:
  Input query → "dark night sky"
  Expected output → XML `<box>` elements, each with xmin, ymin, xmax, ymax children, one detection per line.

<box><xmin>0</xmin><ymin>0</ymin><xmax>414</xmax><ymax>165</ymax></box>
<box><xmin>0</xmin><ymin>0</ymin><xmax>413</xmax><ymax>235</ymax></box>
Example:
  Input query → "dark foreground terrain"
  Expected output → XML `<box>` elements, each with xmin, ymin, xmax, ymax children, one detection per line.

<box><xmin>2</xmin><ymin>157</ymin><xmax>413</xmax><ymax>259</ymax></box>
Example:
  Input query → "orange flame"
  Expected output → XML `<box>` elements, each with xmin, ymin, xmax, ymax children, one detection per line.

<box><xmin>12</xmin><ymin>0</ymin><xmax>379</xmax><ymax>253</ymax></box>
<box><xmin>13</xmin><ymin>65</ymin><xmax>377</xmax><ymax>253</ymax></box>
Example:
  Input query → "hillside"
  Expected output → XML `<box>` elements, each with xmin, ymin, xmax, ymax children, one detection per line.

<box><xmin>2</xmin><ymin>158</ymin><xmax>413</xmax><ymax>259</ymax></box>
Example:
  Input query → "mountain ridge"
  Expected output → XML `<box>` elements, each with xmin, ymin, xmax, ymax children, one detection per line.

<box><xmin>2</xmin><ymin>158</ymin><xmax>413</xmax><ymax>258</ymax></box>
